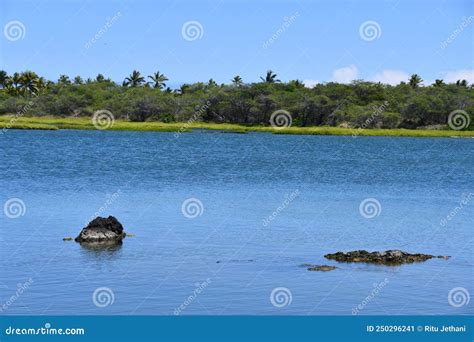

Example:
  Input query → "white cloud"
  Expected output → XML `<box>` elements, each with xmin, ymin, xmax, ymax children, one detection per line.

<box><xmin>442</xmin><ymin>69</ymin><xmax>474</xmax><ymax>83</ymax></box>
<box><xmin>370</xmin><ymin>70</ymin><xmax>409</xmax><ymax>85</ymax></box>
<box><xmin>303</xmin><ymin>79</ymin><xmax>320</xmax><ymax>88</ymax></box>
<box><xmin>305</xmin><ymin>68</ymin><xmax>474</xmax><ymax>86</ymax></box>
<box><xmin>331</xmin><ymin>65</ymin><xmax>358</xmax><ymax>83</ymax></box>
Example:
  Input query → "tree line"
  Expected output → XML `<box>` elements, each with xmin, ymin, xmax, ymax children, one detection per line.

<box><xmin>0</xmin><ymin>69</ymin><xmax>472</xmax><ymax>129</ymax></box>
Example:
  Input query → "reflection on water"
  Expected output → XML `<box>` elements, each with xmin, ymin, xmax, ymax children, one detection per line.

<box><xmin>78</xmin><ymin>241</ymin><xmax>123</xmax><ymax>253</ymax></box>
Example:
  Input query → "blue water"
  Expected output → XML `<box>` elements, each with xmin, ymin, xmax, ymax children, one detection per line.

<box><xmin>1</xmin><ymin>130</ymin><xmax>473</xmax><ymax>315</ymax></box>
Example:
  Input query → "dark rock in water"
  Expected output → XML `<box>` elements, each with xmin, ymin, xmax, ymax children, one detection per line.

<box><xmin>305</xmin><ymin>265</ymin><xmax>337</xmax><ymax>272</ymax></box>
<box><xmin>75</xmin><ymin>216</ymin><xmax>126</xmax><ymax>244</ymax></box>
<box><xmin>324</xmin><ymin>250</ymin><xmax>448</xmax><ymax>265</ymax></box>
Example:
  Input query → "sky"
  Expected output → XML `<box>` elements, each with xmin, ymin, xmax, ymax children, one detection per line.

<box><xmin>1</xmin><ymin>0</ymin><xmax>473</xmax><ymax>88</ymax></box>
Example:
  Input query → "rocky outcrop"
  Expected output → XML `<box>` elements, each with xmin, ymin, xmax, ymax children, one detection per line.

<box><xmin>75</xmin><ymin>216</ymin><xmax>126</xmax><ymax>244</ymax></box>
<box><xmin>304</xmin><ymin>264</ymin><xmax>337</xmax><ymax>272</ymax></box>
<box><xmin>324</xmin><ymin>250</ymin><xmax>449</xmax><ymax>265</ymax></box>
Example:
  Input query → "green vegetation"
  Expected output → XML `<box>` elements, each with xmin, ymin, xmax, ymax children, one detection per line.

<box><xmin>0</xmin><ymin>69</ymin><xmax>473</xmax><ymax>136</ymax></box>
<box><xmin>1</xmin><ymin>116</ymin><xmax>473</xmax><ymax>137</ymax></box>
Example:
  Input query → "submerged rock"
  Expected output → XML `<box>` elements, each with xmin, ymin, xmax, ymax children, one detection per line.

<box><xmin>324</xmin><ymin>250</ymin><xmax>449</xmax><ymax>265</ymax></box>
<box><xmin>305</xmin><ymin>264</ymin><xmax>337</xmax><ymax>272</ymax></box>
<box><xmin>75</xmin><ymin>216</ymin><xmax>126</xmax><ymax>244</ymax></box>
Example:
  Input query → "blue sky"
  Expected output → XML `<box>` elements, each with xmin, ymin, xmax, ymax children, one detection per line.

<box><xmin>1</xmin><ymin>0</ymin><xmax>473</xmax><ymax>88</ymax></box>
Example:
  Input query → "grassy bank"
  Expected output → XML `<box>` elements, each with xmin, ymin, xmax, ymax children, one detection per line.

<box><xmin>1</xmin><ymin>116</ymin><xmax>473</xmax><ymax>138</ymax></box>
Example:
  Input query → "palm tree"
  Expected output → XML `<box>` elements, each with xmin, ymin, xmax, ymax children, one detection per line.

<box><xmin>95</xmin><ymin>73</ymin><xmax>106</xmax><ymax>83</ymax></box>
<box><xmin>74</xmin><ymin>76</ymin><xmax>84</xmax><ymax>85</ymax></box>
<box><xmin>20</xmin><ymin>71</ymin><xmax>39</xmax><ymax>95</ymax></box>
<box><xmin>10</xmin><ymin>72</ymin><xmax>22</xmax><ymax>90</ymax></box>
<box><xmin>207</xmin><ymin>78</ymin><xmax>217</xmax><ymax>87</ymax></box>
<box><xmin>433</xmin><ymin>79</ymin><xmax>444</xmax><ymax>87</ymax></box>
<box><xmin>232</xmin><ymin>75</ymin><xmax>243</xmax><ymax>87</ymax></box>
<box><xmin>408</xmin><ymin>74</ymin><xmax>423</xmax><ymax>89</ymax></box>
<box><xmin>124</xmin><ymin>70</ymin><xmax>145</xmax><ymax>87</ymax></box>
<box><xmin>35</xmin><ymin>77</ymin><xmax>46</xmax><ymax>94</ymax></box>
<box><xmin>0</xmin><ymin>70</ymin><xmax>7</xmax><ymax>88</ymax></box>
<box><xmin>289</xmin><ymin>79</ymin><xmax>305</xmax><ymax>88</ymax></box>
<box><xmin>178</xmin><ymin>83</ymin><xmax>190</xmax><ymax>94</ymax></box>
<box><xmin>147</xmin><ymin>71</ymin><xmax>168</xmax><ymax>89</ymax></box>
<box><xmin>3</xmin><ymin>72</ymin><xmax>23</xmax><ymax>94</ymax></box>
<box><xmin>260</xmin><ymin>70</ymin><xmax>280</xmax><ymax>83</ymax></box>
<box><xmin>58</xmin><ymin>74</ymin><xmax>71</xmax><ymax>85</ymax></box>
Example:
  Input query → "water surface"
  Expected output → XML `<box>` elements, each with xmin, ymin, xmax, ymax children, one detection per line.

<box><xmin>1</xmin><ymin>130</ymin><xmax>473</xmax><ymax>315</ymax></box>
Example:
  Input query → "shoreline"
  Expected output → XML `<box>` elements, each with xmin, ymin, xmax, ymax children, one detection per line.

<box><xmin>1</xmin><ymin>116</ymin><xmax>473</xmax><ymax>138</ymax></box>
